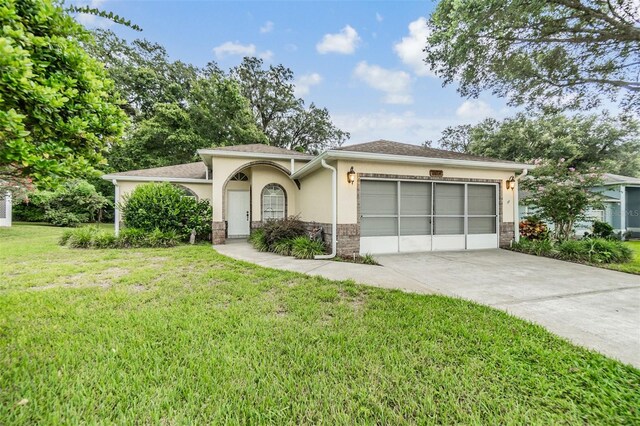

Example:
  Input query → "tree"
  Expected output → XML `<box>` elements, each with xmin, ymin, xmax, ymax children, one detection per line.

<box><xmin>85</xmin><ymin>29</ymin><xmax>198</xmax><ymax>119</ymax></box>
<box><xmin>437</xmin><ymin>113</ymin><xmax>640</xmax><ymax>176</ymax></box>
<box><xmin>109</xmin><ymin>75</ymin><xmax>265</xmax><ymax>171</ymax></box>
<box><xmin>232</xmin><ymin>57</ymin><xmax>348</xmax><ymax>152</ymax></box>
<box><xmin>520</xmin><ymin>160</ymin><xmax>603</xmax><ymax>241</ymax></box>
<box><xmin>425</xmin><ymin>0</ymin><xmax>640</xmax><ymax>112</ymax></box>
<box><xmin>0</xmin><ymin>0</ymin><xmax>127</xmax><ymax>192</ymax></box>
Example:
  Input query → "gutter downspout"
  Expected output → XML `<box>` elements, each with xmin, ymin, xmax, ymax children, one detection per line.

<box><xmin>314</xmin><ymin>159</ymin><xmax>337</xmax><ymax>259</ymax></box>
<box><xmin>112</xmin><ymin>179</ymin><xmax>120</xmax><ymax>236</ymax></box>
<box><xmin>513</xmin><ymin>169</ymin><xmax>528</xmax><ymax>243</ymax></box>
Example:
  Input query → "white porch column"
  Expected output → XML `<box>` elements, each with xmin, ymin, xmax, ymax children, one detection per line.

<box><xmin>112</xmin><ymin>180</ymin><xmax>120</xmax><ymax>236</ymax></box>
<box><xmin>620</xmin><ymin>185</ymin><xmax>626</xmax><ymax>232</ymax></box>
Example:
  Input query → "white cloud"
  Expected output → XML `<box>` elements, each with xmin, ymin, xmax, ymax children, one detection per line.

<box><xmin>213</xmin><ymin>42</ymin><xmax>272</xmax><ymax>61</ymax></box>
<box><xmin>74</xmin><ymin>0</ymin><xmax>114</xmax><ymax>29</ymax></box>
<box><xmin>316</xmin><ymin>25</ymin><xmax>360</xmax><ymax>55</ymax></box>
<box><xmin>294</xmin><ymin>73</ymin><xmax>323</xmax><ymax>97</ymax></box>
<box><xmin>259</xmin><ymin>50</ymin><xmax>274</xmax><ymax>61</ymax></box>
<box><xmin>353</xmin><ymin>61</ymin><xmax>413</xmax><ymax>105</ymax></box>
<box><xmin>333</xmin><ymin>110</ymin><xmax>465</xmax><ymax>145</ymax></box>
<box><xmin>455</xmin><ymin>100</ymin><xmax>496</xmax><ymax>121</ymax></box>
<box><xmin>213</xmin><ymin>41</ymin><xmax>256</xmax><ymax>58</ymax></box>
<box><xmin>393</xmin><ymin>17</ymin><xmax>434</xmax><ymax>77</ymax></box>
<box><xmin>260</xmin><ymin>21</ymin><xmax>274</xmax><ymax>34</ymax></box>
<box><xmin>376</xmin><ymin>12</ymin><xmax>383</xmax><ymax>22</ymax></box>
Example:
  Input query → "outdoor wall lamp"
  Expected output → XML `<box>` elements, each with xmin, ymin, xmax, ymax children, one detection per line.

<box><xmin>347</xmin><ymin>166</ymin><xmax>356</xmax><ymax>184</ymax></box>
<box><xmin>505</xmin><ymin>176</ymin><xmax>516</xmax><ymax>190</ymax></box>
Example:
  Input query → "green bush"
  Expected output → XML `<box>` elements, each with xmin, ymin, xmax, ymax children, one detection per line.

<box><xmin>66</xmin><ymin>227</ymin><xmax>96</xmax><ymax>248</ymax></box>
<box><xmin>120</xmin><ymin>183</ymin><xmax>212</xmax><ymax>241</ymax></box>
<box><xmin>248</xmin><ymin>229</ymin><xmax>269</xmax><ymax>252</ymax></box>
<box><xmin>262</xmin><ymin>216</ymin><xmax>306</xmax><ymax>249</ymax></box>
<box><xmin>512</xmin><ymin>238</ymin><xmax>632</xmax><ymax>264</ymax></box>
<box><xmin>58</xmin><ymin>227</ymin><xmax>180</xmax><ymax>249</ymax></box>
<box><xmin>290</xmin><ymin>236</ymin><xmax>326</xmax><ymax>259</ymax></box>
<box><xmin>272</xmin><ymin>238</ymin><xmax>294</xmax><ymax>256</ymax></box>
<box><xmin>591</xmin><ymin>220</ymin><xmax>615</xmax><ymax>239</ymax></box>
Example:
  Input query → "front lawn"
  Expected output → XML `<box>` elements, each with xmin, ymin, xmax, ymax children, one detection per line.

<box><xmin>1</xmin><ymin>224</ymin><xmax>639</xmax><ymax>423</ymax></box>
<box><xmin>604</xmin><ymin>241</ymin><xmax>640</xmax><ymax>274</ymax></box>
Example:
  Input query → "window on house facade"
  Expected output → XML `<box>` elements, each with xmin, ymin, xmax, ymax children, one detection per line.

<box><xmin>262</xmin><ymin>184</ymin><xmax>286</xmax><ymax>220</ymax></box>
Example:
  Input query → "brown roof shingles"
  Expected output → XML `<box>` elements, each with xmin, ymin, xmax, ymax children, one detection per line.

<box><xmin>107</xmin><ymin>162</ymin><xmax>207</xmax><ymax>179</ymax></box>
<box><xmin>334</xmin><ymin>140</ymin><xmax>523</xmax><ymax>164</ymax></box>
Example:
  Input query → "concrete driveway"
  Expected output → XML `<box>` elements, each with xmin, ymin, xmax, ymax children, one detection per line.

<box><xmin>376</xmin><ymin>250</ymin><xmax>640</xmax><ymax>368</ymax></box>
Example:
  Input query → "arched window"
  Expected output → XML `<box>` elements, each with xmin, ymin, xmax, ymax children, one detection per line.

<box><xmin>231</xmin><ymin>172</ymin><xmax>249</xmax><ymax>182</ymax></box>
<box><xmin>173</xmin><ymin>184</ymin><xmax>198</xmax><ymax>199</ymax></box>
<box><xmin>262</xmin><ymin>184</ymin><xmax>286</xmax><ymax>220</ymax></box>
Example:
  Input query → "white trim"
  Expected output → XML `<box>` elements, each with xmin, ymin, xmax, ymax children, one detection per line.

<box><xmin>292</xmin><ymin>150</ymin><xmax>535</xmax><ymax>179</ymax></box>
<box><xmin>621</xmin><ymin>185</ymin><xmax>626</xmax><ymax>231</ymax></box>
<box><xmin>102</xmin><ymin>175</ymin><xmax>211</xmax><ymax>184</ymax></box>
<box><xmin>314</xmin><ymin>159</ymin><xmax>337</xmax><ymax>259</ymax></box>
<box><xmin>197</xmin><ymin>149</ymin><xmax>314</xmax><ymax>161</ymax></box>
<box><xmin>112</xmin><ymin>180</ymin><xmax>120</xmax><ymax>236</ymax></box>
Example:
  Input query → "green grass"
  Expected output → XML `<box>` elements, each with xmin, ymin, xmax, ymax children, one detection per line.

<box><xmin>603</xmin><ymin>241</ymin><xmax>640</xmax><ymax>274</ymax></box>
<box><xmin>1</xmin><ymin>224</ymin><xmax>639</xmax><ymax>424</ymax></box>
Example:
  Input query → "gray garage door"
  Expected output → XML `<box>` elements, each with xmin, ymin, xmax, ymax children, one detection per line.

<box><xmin>360</xmin><ymin>180</ymin><xmax>498</xmax><ymax>254</ymax></box>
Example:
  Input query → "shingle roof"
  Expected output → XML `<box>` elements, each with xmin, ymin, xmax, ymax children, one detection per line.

<box><xmin>212</xmin><ymin>144</ymin><xmax>310</xmax><ymax>156</ymax></box>
<box><xmin>334</xmin><ymin>140</ymin><xmax>523</xmax><ymax>164</ymax></box>
<box><xmin>603</xmin><ymin>173</ymin><xmax>640</xmax><ymax>186</ymax></box>
<box><xmin>107</xmin><ymin>162</ymin><xmax>207</xmax><ymax>179</ymax></box>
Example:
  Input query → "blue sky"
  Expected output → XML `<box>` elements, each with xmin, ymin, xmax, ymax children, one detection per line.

<box><xmin>76</xmin><ymin>0</ymin><xmax>514</xmax><ymax>145</ymax></box>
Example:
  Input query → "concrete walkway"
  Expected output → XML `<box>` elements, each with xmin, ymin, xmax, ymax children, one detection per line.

<box><xmin>213</xmin><ymin>240</ymin><xmax>640</xmax><ymax>368</ymax></box>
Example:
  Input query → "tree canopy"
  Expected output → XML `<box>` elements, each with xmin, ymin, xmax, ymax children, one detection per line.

<box><xmin>0</xmin><ymin>0</ymin><xmax>127</xmax><ymax>192</ymax></box>
<box><xmin>425</xmin><ymin>0</ymin><xmax>640</xmax><ymax>112</ymax></box>
<box><xmin>436</xmin><ymin>113</ymin><xmax>640</xmax><ymax>176</ymax></box>
<box><xmin>232</xmin><ymin>57</ymin><xmax>349</xmax><ymax>153</ymax></box>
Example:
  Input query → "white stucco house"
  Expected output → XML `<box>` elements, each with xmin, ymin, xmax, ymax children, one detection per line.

<box><xmin>103</xmin><ymin>140</ymin><xmax>534</xmax><ymax>256</ymax></box>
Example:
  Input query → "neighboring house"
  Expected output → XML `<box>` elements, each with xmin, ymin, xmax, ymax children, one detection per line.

<box><xmin>103</xmin><ymin>140</ymin><xmax>533</xmax><ymax>255</ymax></box>
<box><xmin>519</xmin><ymin>173</ymin><xmax>640</xmax><ymax>238</ymax></box>
<box><xmin>0</xmin><ymin>191</ymin><xmax>11</xmax><ymax>227</ymax></box>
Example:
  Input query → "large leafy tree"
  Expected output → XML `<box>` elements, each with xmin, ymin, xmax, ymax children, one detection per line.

<box><xmin>425</xmin><ymin>0</ymin><xmax>640</xmax><ymax>112</ymax></box>
<box><xmin>232</xmin><ymin>57</ymin><xmax>349</xmax><ymax>152</ymax></box>
<box><xmin>0</xmin><ymin>0</ymin><xmax>127</xmax><ymax>193</ymax></box>
<box><xmin>109</xmin><ymin>74</ymin><xmax>265</xmax><ymax>171</ymax></box>
<box><xmin>85</xmin><ymin>29</ymin><xmax>198</xmax><ymax>119</ymax></box>
<box><xmin>437</xmin><ymin>113</ymin><xmax>640</xmax><ymax>176</ymax></box>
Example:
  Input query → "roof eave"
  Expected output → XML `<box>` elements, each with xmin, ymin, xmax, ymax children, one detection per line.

<box><xmin>197</xmin><ymin>149</ymin><xmax>315</xmax><ymax>161</ymax></box>
<box><xmin>291</xmin><ymin>150</ymin><xmax>535</xmax><ymax>179</ymax></box>
<box><xmin>102</xmin><ymin>175</ymin><xmax>211</xmax><ymax>184</ymax></box>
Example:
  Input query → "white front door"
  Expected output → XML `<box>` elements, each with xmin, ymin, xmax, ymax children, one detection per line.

<box><xmin>227</xmin><ymin>190</ymin><xmax>250</xmax><ymax>237</ymax></box>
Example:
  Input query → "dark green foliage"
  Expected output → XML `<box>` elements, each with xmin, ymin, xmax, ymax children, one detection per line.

<box><xmin>290</xmin><ymin>236</ymin><xmax>326</xmax><ymax>259</ymax></box>
<box><xmin>437</xmin><ymin>113</ymin><xmax>640</xmax><ymax>177</ymax></box>
<box><xmin>261</xmin><ymin>216</ymin><xmax>306</xmax><ymax>249</ymax></box>
<box><xmin>425</xmin><ymin>0</ymin><xmax>639</xmax><ymax>113</ymax></box>
<box><xmin>59</xmin><ymin>226</ymin><xmax>180</xmax><ymax>249</ymax></box>
<box><xmin>272</xmin><ymin>238</ymin><xmax>294</xmax><ymax>256</ymax></box>
<box><xmin>0</xmin><ymin>0</ymin><xmax>127</xmax><ymax>189</ymax></box>
<box><xmin>16</xmin><ymin>180</ymin><xmax>110</xmax><ymax>226</ymax></box>
<box><xmin>591</xmin><ymin>221</ymin><xmax>615</xmax><ymax>239</ymax></box>
<box><xmin>248</xmin><ymin>228</ymin><xmax>269</xmax><ymax>252</ymax></box>
<box><xmin>120</xmin><ymin>182</ymin><xmax>212</xmax><ymax>241</ymax></box>
<box><xmin>512</xmin><ymin>238</ymin><xmax>632</xmax><ymax>264</ymax></box>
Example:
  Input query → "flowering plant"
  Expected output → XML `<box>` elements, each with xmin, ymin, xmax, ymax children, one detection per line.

<box><xmin>520</xmin><ymin>159</ymin><xmax>603</xmax><ymax>241</ymax></box>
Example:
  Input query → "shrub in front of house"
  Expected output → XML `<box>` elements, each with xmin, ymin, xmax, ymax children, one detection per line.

<box><xmin>249</xmin><ymin>217</ymin><xmax>326</xmax><ymax>259</ymax></box>
<box><xmin>120</xmin><ymin>182</ymin><xmax>212</xmax><ymax>242</ymax></box>
<box><xmin>512</xmin><ymin>237</ymin><xmax>632</xmax><ymax>264</ymax></box>
<box><xmin>519</xmin><ymin>217</ymin><xmax>548</xmax><ymax>241</ymax></box>
<box><xmin>59</xmin><ymin>227</ymin><xmax>180</xmax><ymax>249</ymax></box>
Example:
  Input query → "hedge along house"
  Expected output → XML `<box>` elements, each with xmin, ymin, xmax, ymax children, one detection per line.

<box><xmin>104</xmin><ymin>141</ymin><xmax>534</xmax><ymax>256</ymax></box>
